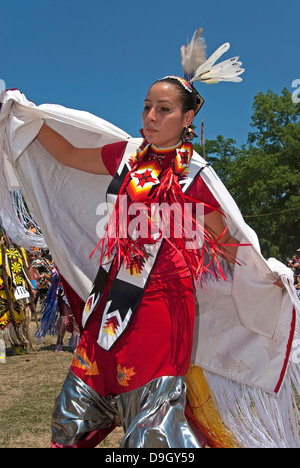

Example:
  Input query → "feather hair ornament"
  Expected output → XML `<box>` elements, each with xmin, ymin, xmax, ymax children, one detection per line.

<box><xmin>180</xmin><ymin>28</ymin><xmax>207</xmax><ymax>81</ymax></box>
<box><xmin>180</xmin><ymin>28</ymin><xmax>245</xmax><ymax>84</ymax></box>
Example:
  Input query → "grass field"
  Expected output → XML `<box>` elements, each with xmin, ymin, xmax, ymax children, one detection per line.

<box><xmin>0</xmin><ymin>323</ymin><xmax>124</xmax><ymax>448</ymax></box>
<box><xmin>1</xmin><ymin>313</ymin><xmax>299</xmax><ymax>448</ymax></box>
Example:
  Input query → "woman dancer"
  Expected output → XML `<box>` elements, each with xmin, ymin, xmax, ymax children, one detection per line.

<box><xmin>1</xmin><ymin>29</ymin><xmax>297</xmax><ymax>449</ymax></box>
<box><xmin>37</xmin><ymin>75</ymin><xmax>238</xmax><ymax>448</ymax></box>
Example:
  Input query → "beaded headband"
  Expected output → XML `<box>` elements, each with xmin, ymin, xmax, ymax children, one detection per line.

<box><xmin>160</xmin><ymin>76</ymin><xmax>193</xmax><ymax>93</ymax></box>
<box><xmin>158</xmin><ymin>75</ymin><xmax>205</xmax><ymax>115</ymax></box>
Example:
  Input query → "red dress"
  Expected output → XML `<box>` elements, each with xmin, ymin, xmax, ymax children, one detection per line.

<box><xmin>65</xmin><ymin>142</ymin><xmax>219</xmax><ymax>398</ymax></box>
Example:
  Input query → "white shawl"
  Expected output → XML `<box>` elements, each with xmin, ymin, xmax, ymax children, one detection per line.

<box><xmin>1</xmin><ymin>90</ymin><xmax>299</xmax><ymax>447</ymax></box>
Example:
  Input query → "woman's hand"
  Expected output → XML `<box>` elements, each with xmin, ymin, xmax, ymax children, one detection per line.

<box><xmin>273</xmin><ymin>279</ymin><xmax>285</xmax><ymax>290</ymax></box>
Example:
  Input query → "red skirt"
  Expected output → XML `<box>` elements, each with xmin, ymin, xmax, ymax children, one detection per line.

<box><xmin>70</xmin><ymin>274</ymin><xmax>195</xmax><ymax>398</ymax></box>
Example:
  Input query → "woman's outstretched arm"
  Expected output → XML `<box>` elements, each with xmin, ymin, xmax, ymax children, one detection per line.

<box><xmin>36</xmin><ymin>123</ymin><xmax>110</xmax><ymax>175</ymax></box>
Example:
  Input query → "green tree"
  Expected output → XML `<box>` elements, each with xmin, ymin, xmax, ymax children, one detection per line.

<box><xmin>194</xmin><ymin>88</ymin><xmax>300</xmax><ymax>260</ymax></box>
<box><xmin>195</xmin><ymin>135</ymin><xmax>239</xmax><ymax>184</ymax></box>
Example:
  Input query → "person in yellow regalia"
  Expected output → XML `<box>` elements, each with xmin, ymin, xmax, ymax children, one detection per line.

<box><xmin>0</xmin><ymin>235</ymin><xmax>31</xmax><ymax>362</ymax></box>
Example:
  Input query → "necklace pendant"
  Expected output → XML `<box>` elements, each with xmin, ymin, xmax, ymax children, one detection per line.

<box><xmin>174</xmin><ymin>143</ymin><xmax>193</xmax><ymax>174</ymax></box>
<box><xmin>127</xmin><ymin>160</ymin><xmax>162</xmax><ymax>201</ymax></box>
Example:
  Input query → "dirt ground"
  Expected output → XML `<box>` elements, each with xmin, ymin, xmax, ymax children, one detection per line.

<box><xmin>0</xmin><ymin>319</ymin><xmax>124</xmax><ymax>448</ymax></box>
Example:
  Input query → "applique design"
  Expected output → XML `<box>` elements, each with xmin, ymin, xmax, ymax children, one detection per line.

<box><xmin>6</xmin><ymin>248</ymin><xmax>19</xmax><ymax>260</ymax></box>
<box><xmin>72</xmin><ymin>347</ymin><xmax>99</xmax><ymax>376</ymax></box>
<box><xmin>84</xmin><ymin>294</ymin><xmax>96</xmax><ymax>317</ymax></box>
<box><xmin>98</xmin><ymin>301</ymin><xmax>133</xmax><ymax>351</ymax></box>
<box><xmin>0</xmin><ymin>297</ymin><xmax>9</xmax><ymax>317</ymax></box>
<box><xmin>11</xmin><ymin>261</ymin><xmax>22</xmax><ymax>275</ymax></box>
<box><xmin>81</xmin><ymin>266</ymin><xmax>108</xmax><ymax>329</ymax></box>
<box><xmin>117</xmin><ymin>363</ymin><xmax>136</xmax><ymax>386</ymax></box>
<box><xmin>82</xmin><ymin>291</ymin><xmax>101</xmax><ymax>329</ymax></box>
<box><xmin>102</xmin><ymin>316</ymin><xmax>120</xmax><ymax>336</ymax></box>
<box><xmin>174</xmin><ymin>143</ymin><xmax>193</xmax><ymax>174</ymax></box>
<box><xmin>215</xmin><ymin>350</ymin><xmax>250</xmax><ymax>373</ymax></box>
<box><xmin>264</xmin><ymin>324</ymin><xmax>286</xmax><ymax>360</ymax></box>
<box><xmin>126</xmin><ymin>264</ymin><xmax>142</xmax><ymax>277</ymax></box>
<box><xmin>14</xmin><ymin>275</ymin><xmax>23</xmax><ymax>286</ymax></box>
<box><xmin>127</xmin><ymin>160</ymin><xmax>162</xmax><ymax>201</ymax></box>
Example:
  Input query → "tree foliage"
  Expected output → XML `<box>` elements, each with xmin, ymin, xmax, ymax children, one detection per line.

<box><xmin>194</xmin><ymin>88</ymin><xmax>300</xmax><ymax>260</ymax></box>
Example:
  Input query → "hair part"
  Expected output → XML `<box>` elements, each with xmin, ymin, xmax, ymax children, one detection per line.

<box><xmin>153</xmin><ymin>77</ymin><xmax>199</xmax><ymax>114</ymax></box>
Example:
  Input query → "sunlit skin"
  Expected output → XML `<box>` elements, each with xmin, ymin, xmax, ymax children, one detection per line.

<box><xmin>142</xmin><ymin>82</ymin><xmax>194</xmax><ymax>148</ymax></box>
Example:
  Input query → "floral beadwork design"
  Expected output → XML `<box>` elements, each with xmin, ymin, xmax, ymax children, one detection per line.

<box><xmin>117</xmin><ymin>363</ymin><xmax>136</xmax><ymax>387</ymax></box>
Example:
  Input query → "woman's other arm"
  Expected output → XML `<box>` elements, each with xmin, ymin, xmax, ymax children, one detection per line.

<box><xmin>205</xmin><ymin>210</ymin><xmax>285</xmax><ymax>288</ymax></box>
<box><xmin>36</xmin><ymin>123</ymin><xmax>110</xmax><ymax>175</ymax></box>
<box><xmin>204</xmin><ymin>209</ymin><xmax>239</xmax><ymax>262</ymax></box>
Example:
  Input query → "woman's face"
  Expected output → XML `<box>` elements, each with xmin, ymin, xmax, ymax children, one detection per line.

<box><xmin>142</xmin><ymin>82</ymin><xmax>194</xmax><ymax>148</ymax></box>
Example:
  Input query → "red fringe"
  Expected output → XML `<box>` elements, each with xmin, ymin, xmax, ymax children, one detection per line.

<box><xmin>91</xmin><ymin>154</ymin><xmax>244</xmax><ymax>281</ymax></box>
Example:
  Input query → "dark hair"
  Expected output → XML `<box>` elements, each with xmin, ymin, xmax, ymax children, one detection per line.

<box><xmin>153</xmin><ymin>77</ymin><xmax>204</xmax><ymax>114</ymax></box>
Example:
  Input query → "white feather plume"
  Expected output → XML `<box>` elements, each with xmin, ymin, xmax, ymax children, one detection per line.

<box><xmin>191</xmin><ymin>42</ymin><xmax>245</xmax><ymax>84</ymax></box>
<box><xmin>180</xmin><ymin>28</ymin><xmax>207</xmax><ymax>81</ymax></box>
<box><xmin>180</xmin><ymin>28</ymin><xmax>245</xmax><ymax>84</ymax></box>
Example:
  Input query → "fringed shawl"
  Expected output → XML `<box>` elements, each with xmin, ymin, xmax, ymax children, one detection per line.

<box><xmin>0</xmin><ymin>89</ymin><xmax>299</xmax><ymax>447</ymax></box>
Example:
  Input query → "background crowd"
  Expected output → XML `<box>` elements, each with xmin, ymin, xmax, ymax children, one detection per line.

<box><xmin>286</xmin><ymin>252</ymin><xmax>300</xmax><ymax>299</ymax></box>
<box><xmin>0</xmin><ymin>233</ymin><xmax>79</xmax><ymax>363</ymax></box>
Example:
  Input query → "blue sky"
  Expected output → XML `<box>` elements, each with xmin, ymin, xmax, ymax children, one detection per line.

<box><xmin>2</xmin><ymin>0</ymin><xmax>299</xmax><ymax>147</ymax></box>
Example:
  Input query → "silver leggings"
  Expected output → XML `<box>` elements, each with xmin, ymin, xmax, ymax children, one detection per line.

<box><xmin>51</xmin><ymin>370</ymin><xmax>202</xmax><ymax>448</ymax></box>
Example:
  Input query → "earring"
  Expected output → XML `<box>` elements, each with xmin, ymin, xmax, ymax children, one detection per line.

<box><xmin>184</xmin><ymin>127</ymin><xmax>197</xmax><ymax>142</ymax></box>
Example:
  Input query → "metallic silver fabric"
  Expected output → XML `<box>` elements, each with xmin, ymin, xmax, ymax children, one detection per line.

<box><xmin>51</xmin><ymin>370</ymin><xmax>121</xmax><ymax>446</ymax></box>
<box><xmin>51</xmin><ymin>371</ymin><xmax>202</xmax><ymax>448</ymax></box>
<box><xmin>117</xmin><ymin>375</ymin><xmax>202</xmax><ymax>448</ymax></box>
